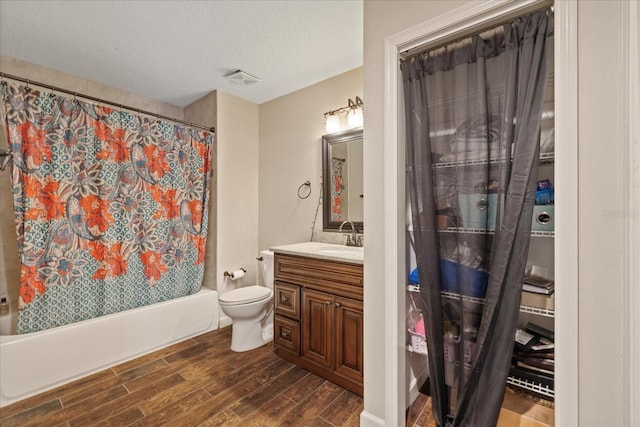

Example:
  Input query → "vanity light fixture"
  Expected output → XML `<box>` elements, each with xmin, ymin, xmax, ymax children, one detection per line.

<box><xmin>325</xmin><ymin>113</ymin><xmax>341</xmax><ymax>134</ymax></box>
<box><xmin>323</xmin><ymin>96</ymin><xmax>364</xmax><ymax>133</ymax></box>
<box><xmin>347</xmin><ymin>97</ymin><xmax>364</xmax><ymax>129</ymax></box>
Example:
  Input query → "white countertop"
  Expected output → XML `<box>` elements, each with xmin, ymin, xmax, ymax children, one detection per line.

<box><xmin>270</xmin><ymin>241</ymin><xmax>364</xmax><ymax>265</ymax></box>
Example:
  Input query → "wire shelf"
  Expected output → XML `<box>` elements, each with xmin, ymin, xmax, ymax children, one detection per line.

<box><xmin>407</xmin><ymin>286</ymin><xmax>555</xmax><ymax>317</ymax></box>
<box><xmin>435</xmin><ymin>227</ymin><xmax>554</xmax><ymax>238</ymax></box>
<box><xmin>519</xmin><ymin>304</ymin><xmax>555</xmax><ymax>317</ymax></box>
<box><xmin>506</xmin><ymin>376</ymin><xmax>555</xmax><ymax>399</ymax></box>
<box><xmin>433</xmin><ymin>153</ymin><xmax>555</xmax><ymax>169</ymax></box>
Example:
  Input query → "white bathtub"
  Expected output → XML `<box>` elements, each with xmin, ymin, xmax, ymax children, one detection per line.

<box><xmin>0</xmin><ymin>288</ymin><xmax>219</xmax><ymax>407</ymax></box>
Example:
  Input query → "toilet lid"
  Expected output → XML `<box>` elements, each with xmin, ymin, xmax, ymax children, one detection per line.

<box><xmin>219</xmin><ymin>286</ymin><xmax>271</xmax><ymax>305</ymax></box>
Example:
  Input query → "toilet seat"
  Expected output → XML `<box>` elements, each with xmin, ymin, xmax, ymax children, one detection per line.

<box><xmin>219</xmin><ymin>286</ymin><xmax>272</xmax><ymax>306</ymax></box>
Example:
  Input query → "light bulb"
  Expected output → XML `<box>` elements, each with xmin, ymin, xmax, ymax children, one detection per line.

<box><xmin>325</xmin><ymin>114</ymin><xmax>340</xmax><ymax>133</ymax></box>
<box><xmin>347</xmin><ymin>108</ymin><xmax>363</xmax><ymax>129</ymax></box>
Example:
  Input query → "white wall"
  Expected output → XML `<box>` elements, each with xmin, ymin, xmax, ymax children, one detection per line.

<box><xmin>363</xmin><ymin>1</ymin><xmax>633</xmax><ymax>426</ymax></box>
<box><xmin>258</xmin><ymin>68</ymin><xmax>363</xmax><ymax>250</ymax></box>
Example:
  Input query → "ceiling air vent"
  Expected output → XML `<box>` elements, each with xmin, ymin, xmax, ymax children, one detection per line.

<box><xmin>225</xmin><ymin>70</ymin><xmax>261</xmax><ymax>85</ymax></box>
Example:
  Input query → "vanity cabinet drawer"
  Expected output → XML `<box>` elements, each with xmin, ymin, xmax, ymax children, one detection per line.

<box><xmin>274</xmin><ymin>281</ymin><xmax>300</xmax><ymax>319</ymax></box>
<box><xmin>274</xmin><ymin>315</ymin><xmax>300</xmax><ymax>355</ymax></box>
<box><xmin>275</xmin><ymin>254</ymin><xmax>363</xmax><ymax>300</ymax></box>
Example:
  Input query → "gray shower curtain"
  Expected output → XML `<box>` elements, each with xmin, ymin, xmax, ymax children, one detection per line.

<box><xmin>401</xmin><ymin>10</ymin><xmax>553</xmax><ymax>427</ymax></box>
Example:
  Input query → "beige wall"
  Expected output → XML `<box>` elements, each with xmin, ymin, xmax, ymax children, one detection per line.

<box><xmin>258</xmin><ymin>67</ymin><xmax>363</xmax><ymax>250</ymax></box>
<box><xmin>0</xmin><ymin>56</ymin><xmax>183</xmax><ymax>119</ymax></box>
<box><xmin>363</xmin><ymin>0</ymin><xmax>631</xmax><ymax>426</ymax></box>
<box><xmin>184</xmin><ymin>92</ymin><xmax>218</xmax><ymax>294</ymax></box>
<box><xmin>0</xmin><ymin>56</ymin><xmax>217</xmax><ymax>314</ymax></box>
<box><xmin>212</xmin><ymin>91</ymin><xmax>260</xmax><ymax>313</ymax></box>
<box><xmin>576</xmin><ymin>2</ymin><xmax>626</xmax><ymax>425</ymax></box>
<box><xmin>362</xmin><ymin>1</ymin><xmax>467</xmax><ymax>423</ymax></box>
<box><xmin>0</xmin><ymin>55</ymin><xmax>354</xmax><ymax>329</ymax></box>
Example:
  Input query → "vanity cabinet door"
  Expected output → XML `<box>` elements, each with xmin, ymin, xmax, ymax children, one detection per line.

<box><xmin>334</xmin><ymin>296</ymin><xmax>363</xmax><ymax>383</ymax></box>
<box><xmin>302</xmin><ymin>289</ymin><xmax>334</xmax><ymax>370</ymax></box>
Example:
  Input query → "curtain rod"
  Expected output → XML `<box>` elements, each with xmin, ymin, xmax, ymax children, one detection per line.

<box><xmin>0</xmin><ymin>72</ymin><xmax>215</xmax><ymax>134</ymax></box>
<box><xmin>399</xmin><ymin>2</ymin><xmax>553</xmax><ymax>62</ymax></box>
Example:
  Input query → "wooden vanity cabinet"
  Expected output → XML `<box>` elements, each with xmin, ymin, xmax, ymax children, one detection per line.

<box><xmin>273</xmin><ymin>253</ymin><xmax>363</xmax><ymax>396</ymax></box>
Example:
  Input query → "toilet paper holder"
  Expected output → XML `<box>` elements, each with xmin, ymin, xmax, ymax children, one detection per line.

<box><xmin>224</xmin><ymin>268</ymin><xmax>246</xmax><ymax>279</ymax></box>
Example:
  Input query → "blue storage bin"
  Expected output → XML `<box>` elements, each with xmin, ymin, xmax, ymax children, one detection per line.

<box><xmin>408</xmin><ymin>268</ymin><xmax>419</xmax><ymax>285</ymax></box>
<box><xmin>535</xmin><ymin>179</ymin><xmax>554</xmax><ymax>205</ymax></box>
<box><xmin>440</xmin><ymin>259</ymin><xmax>488</xmax><ymax>298</ymax></box>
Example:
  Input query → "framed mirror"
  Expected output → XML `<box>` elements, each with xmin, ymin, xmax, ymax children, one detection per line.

<box><xmin>322</xmin><ymin>128</ymin><xmax>363</xmax><ymax>231</ymax></box>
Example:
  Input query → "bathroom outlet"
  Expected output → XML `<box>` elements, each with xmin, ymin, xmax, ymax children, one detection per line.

<box><xmin>0</xmin><ymin>295</ymin><xmax>9</xmax><ymax>315</ymax></box>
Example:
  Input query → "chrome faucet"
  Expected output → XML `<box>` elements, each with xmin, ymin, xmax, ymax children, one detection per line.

<box><xmin>339</xmin><ymin>220</ymin><xmax>362</xmax><ymax>247</ymax></box>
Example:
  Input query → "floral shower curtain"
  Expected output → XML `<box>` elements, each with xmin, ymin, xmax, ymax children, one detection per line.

<box><xmin>402</xmin><ymin>10</ymin><xmax>552</xmax><ymax>426</ymax></box>
<box><xmin>1</xmin><ymin>81</ymin><xmax>214</xmax><ymax>334</ymax></box>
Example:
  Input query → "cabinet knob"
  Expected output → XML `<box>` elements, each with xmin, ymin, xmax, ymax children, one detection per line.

<box><xmin>334</xmin><ymin>302</ymin><xmax>342</xmax><ymax>309</ymax></box>
<box><xmin>281</xmin><ymin>330</ymin><xmax>289</xmax><ymax>339</ymax></box>
<box><xmin>324</xmin><ymin>301</ymin><xmax>331</xmax><ymax>306</ymax></box>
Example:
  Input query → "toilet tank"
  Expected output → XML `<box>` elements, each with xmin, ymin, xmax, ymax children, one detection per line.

<box><xmin>259</xmin><ymin>250</ymin><xmax>275</xmax><ymax>288</ymax></box>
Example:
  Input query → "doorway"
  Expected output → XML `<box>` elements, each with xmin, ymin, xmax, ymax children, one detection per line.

<box><xmin>381</xmin><ymin>1</ymin><xmax>578</xmax><ymax>425</ymax></box>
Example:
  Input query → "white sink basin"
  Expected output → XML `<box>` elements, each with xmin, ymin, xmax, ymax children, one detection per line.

<box><xmin>317</xmin><ymin>246</ymin><xmax>363</xmax><ymax>255</ymax></box>
<box><xmin>270</xmin><ymin>242</ymin><xmax>364</xmax><ymax>265</ymax></box>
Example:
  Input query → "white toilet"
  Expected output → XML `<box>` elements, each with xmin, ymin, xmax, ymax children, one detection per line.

<box><xmin>219</xmin><ymin>250</ymin><xmax>274</xmax><ymax>352</ymax></box>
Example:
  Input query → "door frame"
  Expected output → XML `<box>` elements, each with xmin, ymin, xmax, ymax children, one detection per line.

<box><xmin>623</xmin><ymin>1</ymin><xmax>640</xmax><ymax>425</ymax></box>
<box><xmin>381</xmin><ymin>1</ymin><xmax>579</xmax><ymax>425</ymax></box>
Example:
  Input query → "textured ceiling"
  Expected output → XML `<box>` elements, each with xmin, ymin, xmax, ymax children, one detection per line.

<box><xmin>0</xmin><ymin>0</ymin><xmax>363</xmax><ymax>106</ymax></box>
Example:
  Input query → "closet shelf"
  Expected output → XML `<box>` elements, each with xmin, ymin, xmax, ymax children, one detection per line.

<box><xmin>519</xmin><ymin>304</ymin><xmax>555</xmax><ymax>318</ymax></box>
<box><xmin>405</xmin><ymin>227</ymin><xmax>554</xmax><ymax>238</ymax></box>
<box><xmin>506</xmin><ymin>376</ymin><xmax>555</xmax><ymax>400</ymax></box>
<box><xmin>406</xmin><ymin>286</ymin><xmax>555</xmax><ymax>317</ymax></box>
<box><xmin>437</xmin><ymin>227</ymin><xmax>554</xmax><ymax>238</ymax></box>
<box><xmin>426</xmin><ymin>152</ymin><xmax>555</xmax><ymax>169</ymax></box>
<box><xmin>443</xmin><ymin>360</ymin><xmax>554</xmax><ymax>400</ymax></box>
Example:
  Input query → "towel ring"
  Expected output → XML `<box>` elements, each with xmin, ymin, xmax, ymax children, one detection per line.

<box><xmin>297</xmin><ymin>181</ymin><xmax>311</xmax><ymax>199</ymax></box>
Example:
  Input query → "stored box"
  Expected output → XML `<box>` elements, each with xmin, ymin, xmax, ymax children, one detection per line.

<box><xmin>457</xmin><ymin>193</ymin><xmax>498</xmax><ymax>229</ymax></box>
<box><xmin>532</xmin><ymin>205</ymin><xmax>554</xmax><ymax>232</ymax></box>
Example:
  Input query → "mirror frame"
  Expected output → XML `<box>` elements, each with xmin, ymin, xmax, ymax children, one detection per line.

<box><xmin>322</xmin><ymin>127</ymin><xmax>364</xmax><ymax>232</ymax></box>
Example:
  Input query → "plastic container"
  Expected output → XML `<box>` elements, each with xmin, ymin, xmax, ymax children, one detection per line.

<box><xmin>532</xmin><ymin>205</ymin><xmax>554</xmax><ymax>232</ymax></box>
<box><xmin>409</xmin><ymin>330</ymin><xmax>428</xmax><ymax>354</ymax></box>
<box><xmin>440</xmin><ymin>259</ymin><xmax>489</xmax><ymax>298</ymax></box>
<box><xmin>457</xmin><ymin>193</ymin><xmax>498</xmax><ymax>229</ymax></box>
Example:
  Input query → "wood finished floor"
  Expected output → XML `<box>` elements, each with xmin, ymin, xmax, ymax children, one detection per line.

<box><xmin>405</xmin><ymin>392</ymin><xmax>436</xmax><ymax>427</ymax></box>
<box><xmin>0</xmin><ymin>326</ymin><xmax>364</xmax><ymax>427</ymax></box>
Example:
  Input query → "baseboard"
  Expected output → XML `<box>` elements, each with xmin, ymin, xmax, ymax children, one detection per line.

<box><xmin>219</xmin><ymin>315</ymin><xmax>232</xmax><ymax>328</ymax></box>
<box><xmin>360</xmin><ymin>409</ymin><xmax>385</xmax><ymax>427</ymax></box>
<box><xmin>408</xmin><ymin>375</ymin><xmax>422</xmax><ymax>406</ymax></box>
<box><xmin>408</xmin><ymin>363</ymin><xmax>429</xmax><ymax>405</ymax></box>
